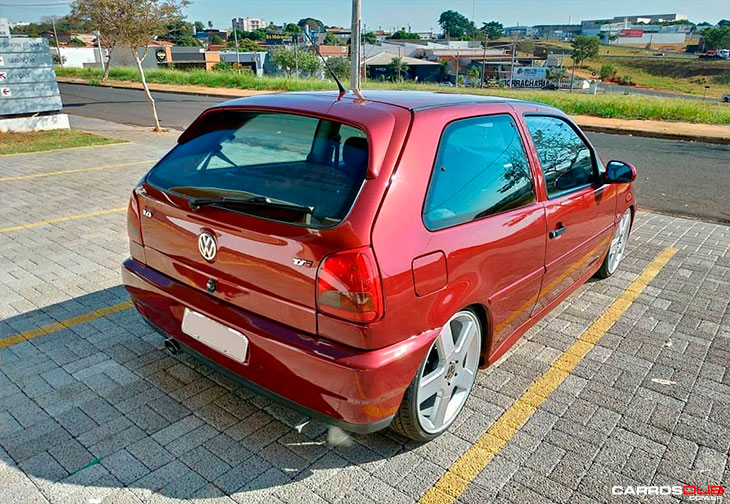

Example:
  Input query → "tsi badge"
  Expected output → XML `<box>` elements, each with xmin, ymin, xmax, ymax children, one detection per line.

<box><xmin>198</xmin><ymin>232</ymin><xmax>217</xmax><ymax>261</ymax></box>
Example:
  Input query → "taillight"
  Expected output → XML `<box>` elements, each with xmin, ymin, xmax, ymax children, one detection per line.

<box><xmin>127</xmin><ymin>190</ymin><xmax>143</xmax><ymax>245</ymax></box>
<box><xmin>316</xmin><ymin>247</ymin><xmax>383</xmax><ymax>323</ymax></box>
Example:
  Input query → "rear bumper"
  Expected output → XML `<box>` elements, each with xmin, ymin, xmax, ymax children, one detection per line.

<box><xmin>121</xmin><ymin>258</ymin><xmax>437</xmax><ymax>433</ymax></box>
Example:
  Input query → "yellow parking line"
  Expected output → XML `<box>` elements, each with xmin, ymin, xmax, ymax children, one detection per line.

<box><xmin>0</xmin><ymin>301</ymin><xmax>133</xmax><ymax>350</ymax></box>
<box><xmin>418</xmin><ymin>246</ymin><xmax>679</xmax><ymax>504</ymax></box>
<box><xmin>0</xmin><ymin>207</ymin><xmax>126</xmax><ymax>234</ymax></box>
<box><xmin>0</xmin><ymin>160</ymin><xmax>155</xmax><ymax>182</ymax></box>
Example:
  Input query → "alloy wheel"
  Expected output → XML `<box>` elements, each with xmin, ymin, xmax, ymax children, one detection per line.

<box><xmin>416</xmin><ymin>310</ymin><xmax>481</xmax><ymax>434</ymax></box>
<box><xmin>607</xmin><ymin>210</ymin><xmax>631</xmax><ymax>275</ymax></box>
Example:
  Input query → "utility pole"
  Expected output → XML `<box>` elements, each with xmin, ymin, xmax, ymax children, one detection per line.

<box><xmin>295</xmin><ymin>38</ymin><xmax>299</xmax><ymax>79</ymax></box>
<box><xmin>93</xmin><ymin>30</ymin><xmax>105</xmax><ymax>74</ymax></box>
<box><xmin>570</xmin><ymin>60</ymin><xmax>576</xmax><ymax>93</ymax></box>
<box><xmin>455</xmin><ymin>52</ymin><xmax>459</xmax><ymax>87</ymax></box>
<box><xmin>51</xmin><ymin>16</ymin><xmax>63</xmax><ymax>67</ymax></box>
<box><xmin>232</xmin><ymin>21</ymin><xmax>241</xmax><ymax>74</ymax></box>
<box><xmin>481</xmin><ymin>41</ymin><xmax>487</xmax><ymax>88</ymax></box>
<box><xmin>350</xmin><ymin>0</ymin><xmax>362</xmax><ymax>92</ymax></box>
<box><xmin>509</xmin><ymin>40</ymin><xmax>516</xmax><ymax>88</ymax></box>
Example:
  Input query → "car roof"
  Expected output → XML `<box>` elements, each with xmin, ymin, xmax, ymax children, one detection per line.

<box><xmin>215</xmin><ymin>90</ymin><xmax>556</xmax><ymax>113</ymax></box>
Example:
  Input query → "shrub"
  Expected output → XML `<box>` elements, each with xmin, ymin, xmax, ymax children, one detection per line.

<box><xmin>713</xmin><ymin>70</ymin><xmax>730</xmax><ymax>85</ymax></box>
<box><xmin>618</xmin><ymin>75</ymin><xmax>635</xmax><ymax>86</ymax></box>
<box><xmin>212</xmin><ymin>61</ymin><xmax>233</xmax><ymax>72</ymax></box>
<box><xmin>599</xmin><ymin>64</ymin><xmax>618</xmax><ymax>80</ymax></box>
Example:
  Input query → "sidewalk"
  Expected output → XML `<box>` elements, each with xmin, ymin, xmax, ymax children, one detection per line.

<box><xmin>571</xmin><ymin>115</ymin><xmax>730</xmax><ymax>145</ymax></box>
<box><xmin>58</xmin><ymin>77</ymin><xmax>730</xmax><ymax>145</ymax></box>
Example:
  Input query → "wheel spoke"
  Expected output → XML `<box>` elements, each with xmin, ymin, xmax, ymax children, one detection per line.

<box><xmin>432</xmin><ymin>389</ymin><xmax>451</xmax><ymax>427</ymax></box>
<box><xmin>453</xmin><ymin>367</ymin><xmax>474</xmax><ymax>391</ymax></box>
<box><xmin>453</xmin><ymin>320</ymin><xmax>477</xmax><ymax>359</ymax></box>
<box><xmin>419</xmin><ymin>368</ymin><xmax>445</xmax><ymax>401</ymax></box>
<box><xmin>436</xmin><ymin>324</ymin><xmax>455</xmax><ymax>359</ymax></box>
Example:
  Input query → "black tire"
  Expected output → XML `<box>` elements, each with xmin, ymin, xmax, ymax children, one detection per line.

<box><xmin>390</xmin><ymin>309</ymin><xmax>481</xmax><ymax>442</ymax></box>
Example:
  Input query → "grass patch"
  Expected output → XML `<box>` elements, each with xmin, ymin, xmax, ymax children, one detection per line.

<box><xmin>0</xmin><ymin>129</ymin><xmax>124</xmax><ymax>155</ymax></box>
<box><xmin>56</xmin><ymin>66</ymin><xmax>730</xmax><ymax>126</ymax></box>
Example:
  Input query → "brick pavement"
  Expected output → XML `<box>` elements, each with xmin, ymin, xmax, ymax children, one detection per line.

<box><xmin>0</xmin><ymin>124</ymin><xmax>728</xmax><ymax>504</ymax></box>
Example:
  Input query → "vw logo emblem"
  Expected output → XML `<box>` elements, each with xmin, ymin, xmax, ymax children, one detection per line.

<box><xmin>198</xmin><ymin>232</ymin><xmax>217</xmax><ymax>261</ymax></box>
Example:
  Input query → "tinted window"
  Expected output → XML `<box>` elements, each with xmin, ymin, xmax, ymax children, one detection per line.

<box><xmin>423</xmin><ymin>114</ymin><xmax>535</xmax><ymax>231</ymax></box>
<box><xmin>524</xmin><ymin>116</ymin><xmax>595</xmax><ymax>197</ymax></box>
<box><xmin>147</xmin><ymin>111</ymin><xmax>368</xmax><ymax>228</ymax></box>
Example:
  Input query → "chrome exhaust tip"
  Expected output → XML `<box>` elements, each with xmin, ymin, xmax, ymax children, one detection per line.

<box><xmin>164</xmin><ymin>338</ymin><xmax>182</xmax><ymax>356</ymax></box>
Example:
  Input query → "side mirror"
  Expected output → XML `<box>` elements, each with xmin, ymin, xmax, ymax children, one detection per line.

<box><xmin>604</xmin><ymin>160</ymin><xmax>636</xmax><ymax>184</ymax></box>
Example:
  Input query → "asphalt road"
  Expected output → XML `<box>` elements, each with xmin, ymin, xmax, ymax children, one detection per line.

<box><xmin>59</xmin><ymin>83</ymin><xmax>730</xmax><ymax>223</ymax></box>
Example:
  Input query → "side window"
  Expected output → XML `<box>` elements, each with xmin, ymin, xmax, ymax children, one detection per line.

<box><xmin>423</xmin><ymin>114</ymin><xmax>535</xmax><ymax>231</ymax></box>
<box><xmin>524</xmin><ymin>116</ymin><xmax>596</xmax><ymax>198</ymax></box>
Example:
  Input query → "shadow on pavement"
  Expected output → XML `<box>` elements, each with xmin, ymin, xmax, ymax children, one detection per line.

<box><xmin>0</xmin><ymin>287</ymin><xmax>414</xmax><ymax>500</ymax></box>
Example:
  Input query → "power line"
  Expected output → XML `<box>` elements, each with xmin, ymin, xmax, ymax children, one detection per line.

<box><xmin>0</xmin><ymin>1</ymin><xmax>71</xmax><ymax>6</ymax></box>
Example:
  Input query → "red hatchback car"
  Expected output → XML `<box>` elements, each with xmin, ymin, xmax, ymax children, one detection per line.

<box><xmin>122</xmin><ymin>91</ymin><xmax>636</xmax><ymax>441</ymax></box>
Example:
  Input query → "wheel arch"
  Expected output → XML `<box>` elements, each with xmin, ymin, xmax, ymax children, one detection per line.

<box><xmin>463</xmin><ymin>303</ymin><xmax>491</xmax><ymax>367</ymax></box>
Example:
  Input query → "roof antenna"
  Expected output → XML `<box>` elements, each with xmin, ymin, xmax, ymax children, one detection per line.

<box><xmin>304</xmin><ymin>30</ymin><xmax>347</xmax><ymax>99</ymax></box>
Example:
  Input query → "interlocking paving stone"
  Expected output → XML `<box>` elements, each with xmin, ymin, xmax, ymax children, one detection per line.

<box><xmin>1</xmin><ymin>134</ymin><xmax>729</xmax><ymax>503</ymax></box>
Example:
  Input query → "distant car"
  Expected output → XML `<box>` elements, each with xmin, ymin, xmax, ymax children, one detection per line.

<box><xmin>123</xmin><ymin>91</ymin><xmax>637</xmax><ymax>441</ymax></box>
<box><xmin>723</xmin><ymin>94</ymin><xmax>730</xmax><ymax>103</ymax></box>
<box><xmin>542</xmin><ymin>83</ymin><xmax>559</xmax><ymax>90</ymax></box>
<box><xmin>438</xmin><ymin>81</ymin><xmax>454</xmax><ymax>87</ymax></box>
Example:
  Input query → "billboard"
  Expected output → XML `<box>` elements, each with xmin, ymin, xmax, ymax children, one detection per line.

<box><xmin>512</xmin><ymin>66</ymin><xmax>548</xmax><ymax>80</ymax></box>
<box><xmin>618</xmin><ymin>29</ymin><xmax>644</xmax><ymax>38</ymax></box>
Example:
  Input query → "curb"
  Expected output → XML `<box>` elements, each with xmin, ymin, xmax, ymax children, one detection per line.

<box><xmin>57</xmin><ymin>78</ymin><xmax>730</xmax><ymax>145</ymax></box>
<box><xmin>573</xmin><ymin>123</ymin><xmax>730</xmax><ymax>146</ymax></box>
<box><xmin>57</xmin><ymin>77</ymin><xmax>277</xmax><ymax>99</ymax></box>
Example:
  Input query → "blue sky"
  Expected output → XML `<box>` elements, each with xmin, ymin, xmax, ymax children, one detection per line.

<box><xmin>1</xmin><ymin>0</ymin><xmax>728</xmax><ymax>29</ymax></box>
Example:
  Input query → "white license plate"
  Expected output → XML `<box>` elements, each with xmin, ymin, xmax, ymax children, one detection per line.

<box><xmin>181</xmin><ymin>308</ymin><xmax>249</xmax><ymax>363</ymax></box>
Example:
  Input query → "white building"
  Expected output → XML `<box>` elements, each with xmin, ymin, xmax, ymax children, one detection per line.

<box><xmin>51</xmin><ymin>46</ymin><xmax>107</xmax><ymax>68</ymax></box>
<box><xmin>232</xmin><ymin>17</ymin><xmax>267</xmax><ymax>32</ymax></box>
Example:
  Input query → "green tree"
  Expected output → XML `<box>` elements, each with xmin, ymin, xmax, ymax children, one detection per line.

<box><xmin>363</xmin><ymin>31</ymin><xmax>377</xmax><ymax>44</ymax></box>
<box><xmin>388</xmin><ymin>56</ymin><xmax>409</xmax><ymax>81</ymax></box>
<box><xmin>69</xmin><ymin>2</ymin><xmax>122</xmax><ymax>81</ymax></box>
<box><xmin>193</xmin><ymin>20</ymin><xmax>204</xmax><ymax>32</ymax></box>
<box><xmin>284</xmin><ymin>23</ymin><xmax>301</xmax><ymax>35</ymax></box>
<box><xmin>518</xmin><ymin>39</ymin><xmax>535</xmax><ymax>54</ymax></box>
<box><xmin>387</xmin><ymin>29</ymin><xmax>420</xmax><ymax>40</ymax></box>
<box><xmin>438</xmin><ymin>10</ymin><xmax>474</xmax><ymax>39</ymax></box>
<box><xmin>323</xmin><ymin>31</ymin><xmax>340</xmax><ymax>45</ymax></box>
<box><xmin>702</xmin><ymin>26</ymin><xmax>730</xmax><ymax>50</ymax></box>
<box><xmin>209</xmin><ymin>34</ymin><xmax>224</xmax><ymax>44</ymax></box>
<box><xmin>239</xmin><ymin>38</ymin><xmax>261</xmax><ymax>52</ymax></box>
<box><xmin>466</xmin><ymin>65</ymin><xmax>481</xmax><ymax>86</ymax></box>
<box><xmin>326</xmin><ymin>56</ymin><xmax>350</xmax><ymax>80</ymax></box>
<box><xmin>481</xmin><ymin>21</ymin><xmax>504</xmax><ymax>40</ymax></box>
<box><xmin>72</xmin><ymin>0</ymin><xmax>189</xmax><ymax>132</ymax></box>
<box><xmin>297</xmin><ymin>17</ymin><xmax>324</xmax><ymax>31</ymax></box>
<box><xmin>270</xmin><ymin>46</ymin><xmax>321</xmax><ymax>77</ymax></box>
<box><xmin>571</xmin><ymin>35</ymin><xmax>601</xmax><ymax>66</ymax></box>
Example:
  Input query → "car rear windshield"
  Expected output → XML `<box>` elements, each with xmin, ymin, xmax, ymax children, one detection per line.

<box><xmin>147</xmin><ymin>110</ymin><xmax>369</xmax><ymax>228</ymax></box>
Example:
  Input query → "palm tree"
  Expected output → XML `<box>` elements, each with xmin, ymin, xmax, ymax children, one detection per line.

<box><xmin>467</xmin><ymin>66</ymin><xmax>481</xmax><ymax>87</ymax></box>
<box><xmin>388</xmin><ymin>57</ymin><xmax>409</xmax><ymax>82</ymax></box>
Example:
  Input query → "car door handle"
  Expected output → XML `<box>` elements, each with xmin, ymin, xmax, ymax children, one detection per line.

<box><xmin>549</xmin><ymin>225</ymin><xmax>567</xmax><ymax>239</ymax></box>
